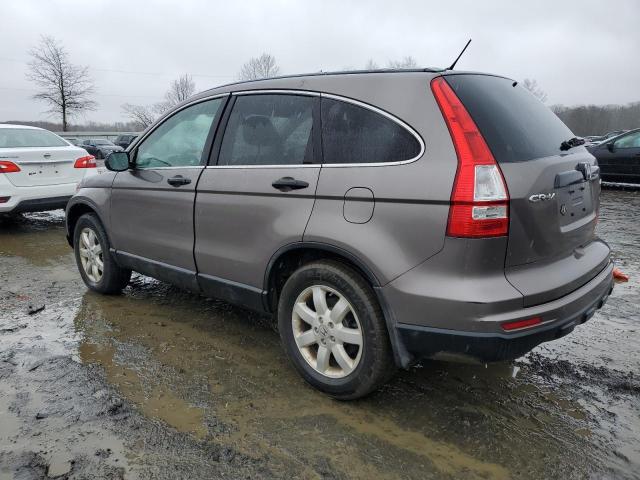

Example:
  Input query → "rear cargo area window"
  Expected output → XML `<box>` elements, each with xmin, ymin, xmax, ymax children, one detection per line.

<box><xmin>445</xmin><ymin>74</ymin><xmax>574</xmax><ymax>163</ymax></box>
<box><xmin>321</xmin><ymin>98</ymin><xmax>421</xmax><ymax>164</ymax></box>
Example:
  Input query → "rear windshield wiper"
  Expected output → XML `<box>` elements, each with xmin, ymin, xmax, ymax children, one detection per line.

<box><xmin>560</xmin><ymin>137</ymin><xmax>585</xmax><ymax>151</ymax></box>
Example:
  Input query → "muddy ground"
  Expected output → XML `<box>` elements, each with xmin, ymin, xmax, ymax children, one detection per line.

<box><xmin>0</xmin><ymin>188</ymin><xmax>638</xmax><ymax>480</ymax></box>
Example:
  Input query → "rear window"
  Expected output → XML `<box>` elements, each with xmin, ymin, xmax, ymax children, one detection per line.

<box><xmin>321</xmin><ymin>98</ymin><xmax>421</xmax><ymax>164</ymax></box>
<box><xmin>444</xmin><ymin>74</ymin><xmax>574</xmax><ymax>163</ymax></box>
<box><xmin>0</xmin><ymin>128</ymin><xmax>68</xmax><ymax>148</ymax></box>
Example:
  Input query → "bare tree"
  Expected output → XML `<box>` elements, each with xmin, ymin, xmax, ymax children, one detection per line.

<box><xmin>387</xmin><ymin>56</ymin><xmax>418</xmax><ymax>69</ymax></box>
<box><xmin>365</xmin><ymin>59</ymin><xmax>379</xmax><ymax>70</ymax></box>
<box><xmin>238</xmin><ymin>53</ymin><xmax>281</xmax><ymax>81</ymax></box>
<box><xmin>121</xmin><ymin>74</ymin><xmax>197</xmax><ymax>128</ymax></box>
<box><xmin>26</xmin><ymin>36</ymin><xmax>97</xmax><ymax>131</ymax></box>
<box><xmin>522</xmin><ymin>78</ymin><xmax>548</xmax><ymax>103</ymax></box>
<box><xmin>121</xmin><ymin>104</ymin><xmax>157</xmax><ymax>129</ymax></box>
<box><xmin>158</xmin><ymin>74</ymin><xmax>196</xmax><ymax>112</ymax></box>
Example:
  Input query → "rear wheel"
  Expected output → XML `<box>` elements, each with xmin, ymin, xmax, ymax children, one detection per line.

<box><xmin>278</xmin><ymin>260</ymin><xmax>395</xmax><ymax>400</ymax></box>
<box><xmin>73</xmin><ymin>213</ymin><xmax>131</xmax><ymax>294</ymax></box>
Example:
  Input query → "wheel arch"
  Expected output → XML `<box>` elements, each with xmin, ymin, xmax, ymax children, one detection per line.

<box><xmin>264</xmin><ymin>242</ymin><xmax>381</xmax><ymax>313</ymax></box>
<box><xmin>66</xmin><ymin>199</ymin><xmax>110</xmax><ymax>248</ymax></box>
<box><xmin>264</xmin><ymin>242</ymin><xmax>411</xmax><ymax>369</ymax></box>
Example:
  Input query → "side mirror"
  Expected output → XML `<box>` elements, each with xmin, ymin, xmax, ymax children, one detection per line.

<box><xmin>105</xmin><ymin>151</ymin><xmax>130</xmax><ymax>172</ymax></box>
<box><xmin>606</xmin><ymin>142</ymin><xmax>615</xmax><ymax>152</ymax></box>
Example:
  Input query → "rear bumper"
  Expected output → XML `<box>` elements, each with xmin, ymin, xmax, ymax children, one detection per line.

<box><xmin>396</xmin><ymin>264</ymin><xmax>612</xmax><ymax>363</ymax></box>
<box><xmin>0</xmin><ymin>179</ymin><xmax>77</xmax><ymax>213</ymax></box>
<box><xmin>379</xmin><ymin>237</ymin><xmax>614</xmax><ymax>366</ymax></box>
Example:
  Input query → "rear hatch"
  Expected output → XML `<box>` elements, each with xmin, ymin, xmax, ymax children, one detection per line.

<box><xmin>0</xmin><ymin>128</ymin><xmax>87</xmax><ymax>187</ymax></box>
<box><xmin>445</xmin><ymin>74</ymin><xmax>609</xmax><ymax>306</ymax></box>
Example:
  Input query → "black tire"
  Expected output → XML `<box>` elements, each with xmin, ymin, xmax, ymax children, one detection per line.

<box><xmin>95</xmin><ymin>150</ymin><xmax>103</xmax><ymax>160</ymax></box>
<box><xmin>278</xmin><ymin>260</ymin><xmax>395</xmax><ymax>400</ymax></box>
<box><xmin>73</xmin><ymin>213</ymin><xmax>131</xmax><ymax>294</ymax></box>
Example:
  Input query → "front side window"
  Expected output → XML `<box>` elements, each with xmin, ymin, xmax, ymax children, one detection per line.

<box><xmin>218</xmin><ymin>94</ymin><xmax>315</xmax><ymax>166</ymax></box>
<box><xmin>321</xmin><ymin>98</ymin><xmax>421</xmax><ymax>164</ymax></box>
<box><xmin>136</xmin><ymin>98</ymin><xmax>223</xmax><ymax>168</ymax></box>
<box><xmin>614</xmin><ymin>131</ymin><xmax>640</xmax><ymax>149</ymax></box>
<box><xmin>0</xmin><ymin>128</ymin><xmax>68</xmax><ymax>148</ymax></box>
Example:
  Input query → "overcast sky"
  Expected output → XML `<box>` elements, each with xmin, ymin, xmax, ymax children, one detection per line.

<box><xmin>1</xmin><ymin>0</ymin><xmax>638</xmax><ymax>124</ymax></box>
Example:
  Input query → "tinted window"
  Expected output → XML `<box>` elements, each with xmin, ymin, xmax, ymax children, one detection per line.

<box><xmin>136</xmin><ymin>98</ymin><xmax>223</xmax><ymax>168</ymax></box>
<box><xmin>321</xmin><ymin>98</ymin><xmax>421</xmax><ymax>164</ymax></box>
<box><xmin>219</xmin><ymin>94</ymin><xmax>314</xmax><ymax>166</ymax></box>
<box><xmin>0</xmin><ymin>128</ymin><xmax>68</xmax><ymax>148</ymax></box>
<box><xmin>614</xmin><ymin>131</ymin><xmax>640</xmax><ymax>149</ymax></box>
<box><xmin>445</xmin><ymin>74</ymin><xmax>574</xmax><ymax>163</ymax></box>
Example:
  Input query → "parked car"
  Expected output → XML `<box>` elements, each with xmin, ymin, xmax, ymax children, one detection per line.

<box><xmin>114</xmin><ymin>134</ymin><xmax>139</xmax><ymax>150</ymax></box>
<box><xmin>0</xmin><ymin>124</ymin><xmax>96</xmax><ymax>214</ymax></box>
<box><xmin>66</xmin><ymin>70</ymin><xmax>613</xmax><ymax>399</ymax></box>
<box><xmin>587</xmin><ymin>128</ymin><xmax>640</xmax><ymax>184</ymax></box>
<box><xmin>81</xmin><ymin>138</ymin><xmax>123</xmax><ymax>159</ymax></box>
<box><xmin>64</xmin><ymin>137</ymin><xmax>82</xmax><ymax>146</ymax></box>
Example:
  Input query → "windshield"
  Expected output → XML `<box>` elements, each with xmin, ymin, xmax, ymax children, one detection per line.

<box><xmin>0</xmin><ymin>128</ymin><xmax>69</xmax><ymax>148</ymax></box>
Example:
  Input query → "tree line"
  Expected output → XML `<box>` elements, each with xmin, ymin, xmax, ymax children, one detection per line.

<box><xmin>20</xmin><ymin>36</ymin><xmax>640</xmax><ymax>135</ymax></box>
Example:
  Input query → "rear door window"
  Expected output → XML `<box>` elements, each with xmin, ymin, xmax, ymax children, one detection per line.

<box><xmin>320</xmin><ymin>98</ymin><xmax>421</xmax><ymax>164</ymax></box>
<box><xmin>444</xmin><ymin>74</ymin><xmax>574</xmax><ymax>163</ymax></box>
<box><xmin>0</xmin><ymin>129</ymin><xmax>68</xmax><ymax>148</ymax></box>
<box><xmin>218</xmin><ymin>94</ymin><xmax>315</xmax><ymax>166</ymax></box>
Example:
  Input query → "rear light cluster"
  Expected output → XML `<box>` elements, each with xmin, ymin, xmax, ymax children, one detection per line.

<box><xmin>0</xmin><ymin>161</ymin><xmax>21</xmax><ymax>173</ymax></box>
<box><xmin>431</xmin><ymin>77</ymin><xmax>509</xmax><ymax>238</ymax></box>
<box><xmin>74</xmin><ymin>155</ymin><xmax>96</xmax><ymax>168</ymax></box>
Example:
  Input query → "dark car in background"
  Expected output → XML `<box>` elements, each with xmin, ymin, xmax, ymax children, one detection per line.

<box><xmin>114</xmin><ymin>134</ymin><xmax>139</xmax><ymax>150</ymax></box>
<box><xmin>81</xmin><ymin>138</ymin><xmax>124</xmax><ymax>159</ymax></box>
<box><xmin>64</xmin><ymin>137</ymin><xmax>82</xmax><ymax>146</ymax></box>
<box><xmin>588</xmin><ymin>128</ymin><xmax>640</xmax><ymax>184</ymax></box>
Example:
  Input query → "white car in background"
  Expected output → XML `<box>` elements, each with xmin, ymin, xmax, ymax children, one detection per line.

<box><xmin>0</xmin><ymin>124</ymin><xmax>97</xmax><ymax>214</ymax></box>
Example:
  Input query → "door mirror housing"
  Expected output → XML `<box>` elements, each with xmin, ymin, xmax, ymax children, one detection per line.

<box><xmin>606</xmin><ymin>142</ymin><xmax>615</xmax><ymax>152</ymax></box>
<box><xmin>105</xmin><ymin>151</ymin><xmax>130</xmax><ymax>172</ymax></box>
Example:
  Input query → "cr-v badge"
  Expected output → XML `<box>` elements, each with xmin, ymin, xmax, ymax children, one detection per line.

<box><xmin>529</xmin><ymin>192</ymin><xmax>556</xmax><ymax>202</ymax></box>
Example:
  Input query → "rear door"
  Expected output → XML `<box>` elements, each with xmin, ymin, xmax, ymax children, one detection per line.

<box><xmin>445</xmin><ymin>74</ymin><xmax>608</xmax><ymax>305</ymax></box>
<box><xmin>110</xmin><ymin>96</ymin><xmax>227</xmax><ymax>289</ymax></box>
<box><xmin>0</xmin><ymin>128</ymin><xmax>86</xmax><ymax>186</ymax></box>
<box><xmin>194</xmin><ymin>92</ymin><xmax>320</xmax><ymax>309</ymax></box>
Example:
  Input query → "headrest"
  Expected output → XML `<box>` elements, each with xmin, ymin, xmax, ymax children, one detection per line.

<box><xmin>241</xmin><ymin>115</ymin><xmax>280</xmax><ymax>147</ymax></box>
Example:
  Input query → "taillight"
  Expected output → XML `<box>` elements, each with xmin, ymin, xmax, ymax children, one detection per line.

<box><xmin>74</xmin><ymin>155</ymin><xmax>96</xmax><ymax>168</ymax></box>
<box><xmin>0</xmin><ymin>161</ymin><xmax>21</xmax><ymax>173</ymax></box>
<box><xmin>431</xmin><ymin>76</ymin><xmax>509</xmax><ymax>238</ymax></box>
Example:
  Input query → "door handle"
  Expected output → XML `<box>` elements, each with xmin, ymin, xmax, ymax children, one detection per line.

<box><xmin>272</xmin><ymin>176</ymin><xmax>309</xmax><ymax>192</ymax></box>
<box><xmin>167</xmin><ymin>175</ymin><xmax>191</xmax><ymax>187</ymax></box>
<box><xmin>43</xmin><ymin>153</ymin><xmax>51</xmax><ymax>159</ymax></box>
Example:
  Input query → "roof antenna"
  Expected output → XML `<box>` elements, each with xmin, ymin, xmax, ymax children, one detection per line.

<box><xmin>448</xmin><ymin>39</ymin><xmax>472</xmax><ymax>70</ymax></box>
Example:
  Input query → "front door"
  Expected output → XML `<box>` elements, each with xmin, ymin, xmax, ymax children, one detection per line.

<box><xmin>110</xmin><ymin>96</ymin><xmax>227</xmax><ymax>289</ymax></box>
<box><xmin>194</xmin><ymin>93</ymin><xmax>321</xmax><ymax>309</ymax></box>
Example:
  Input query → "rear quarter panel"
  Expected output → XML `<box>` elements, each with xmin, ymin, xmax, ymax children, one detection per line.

<box><xmin>303</xmin><ymin>73</ymin><xmax>457</xmax><ymax>284</ymax></box>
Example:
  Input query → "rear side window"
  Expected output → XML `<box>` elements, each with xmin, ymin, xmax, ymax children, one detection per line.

<box><xmin>321</xmin><ymin>98</ymin><xmax>421</xmax><ymax>164</ymax></box>
<box><xmin>0</xmin><ymin>128</ymin><xmax>68</xmax><ymax>148</ymax></box>
<box><xmin>218</xmin><ymin>94</ymin><xmax>315</xmax><ymax>166</ymax></box>
<box><xmin>444</xmin><ymin>74</ymin><xmax>574</xmax><ymax>163</ymax></box>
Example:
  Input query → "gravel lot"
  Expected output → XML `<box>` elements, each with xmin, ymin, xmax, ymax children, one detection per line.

<box><xmin>0</xmin><ymin>188</ymin><xmax>638</xmax><ymax>479</ymax></box>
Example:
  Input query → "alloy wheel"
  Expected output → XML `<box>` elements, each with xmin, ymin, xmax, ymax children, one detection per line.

<box><xmin>291</xmin><ymin>285</ymin><xmax>363</xmax><ymax>379</ymax></box>
<box><xmin>78</xmin><ymin>227</ymin><xmax>104</xmax><ymax>283</ymax></box>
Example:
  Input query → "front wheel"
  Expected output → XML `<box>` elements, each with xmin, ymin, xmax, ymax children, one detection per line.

<box><xmin>73</xmin><ymin>213</ymin><xmax>131</xmax><ymax>294</ymax></box>
<box><xmin>278</xmin><ymin>260</ymin><xmax>395</xmax><ymax>400</ymax></box>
